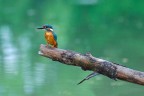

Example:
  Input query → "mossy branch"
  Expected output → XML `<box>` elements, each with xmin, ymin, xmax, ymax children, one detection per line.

<box><xmin>38</xmin><ymin>44</ymin><xmax>144</xmax><ymax>86</ymax></box>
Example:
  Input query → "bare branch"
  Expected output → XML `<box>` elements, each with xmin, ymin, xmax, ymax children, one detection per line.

<box><xmin>39</xmin><ymin>44</ymin><xmax>144</xmax><ymax>86</ymax></box>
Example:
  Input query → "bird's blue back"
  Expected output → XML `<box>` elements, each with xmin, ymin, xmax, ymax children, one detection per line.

<box><xmin>52</xmin><ymin>31</ymin><xmax>57</xmax><ymax>41</ymax></box>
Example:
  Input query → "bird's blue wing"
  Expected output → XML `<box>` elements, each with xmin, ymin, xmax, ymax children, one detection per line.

<box><xmin>52</xmin><ymin>32</ymin><xmax>57</xmax><ymax>41</ymax></box>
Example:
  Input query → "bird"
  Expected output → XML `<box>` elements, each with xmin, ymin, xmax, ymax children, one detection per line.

<box><xmin>37</xmin><ymin>24</ymin><xmax>58</xmax><ymax>48</ymax></box>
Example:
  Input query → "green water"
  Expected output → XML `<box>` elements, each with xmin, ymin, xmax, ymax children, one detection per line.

<box><xmin>0</xmin><ymin>0</ymin><xmax>144</xmax><ymax>96</ymax></box>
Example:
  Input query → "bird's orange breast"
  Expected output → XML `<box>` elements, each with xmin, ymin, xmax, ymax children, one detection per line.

<box><xmin>45</xmin><ymin>32</ymin><xmax>57</xmax><ymax>47</ymax></box>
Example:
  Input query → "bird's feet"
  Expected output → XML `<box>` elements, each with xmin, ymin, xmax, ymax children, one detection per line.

<box><xmin>45</xmin><ymin>44</ymin><xmax>49</xmax><ymax>48</ymax></box>
<box><xmin>45</xmin><ymin>44</ymin><xmax>55</xmax><ymax>48</ymax></box>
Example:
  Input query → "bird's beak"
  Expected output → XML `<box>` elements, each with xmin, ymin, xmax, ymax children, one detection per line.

<box><xmin>37</xmin><ymin>27</ymin><xmax>44</xmax><ymax>29</ymax></box>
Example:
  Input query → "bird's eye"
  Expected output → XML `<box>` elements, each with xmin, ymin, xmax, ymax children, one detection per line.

<box><xmin>43</xmin><ymin>26</ymin><xmax>46</xmax><ymax>28</ymax></box>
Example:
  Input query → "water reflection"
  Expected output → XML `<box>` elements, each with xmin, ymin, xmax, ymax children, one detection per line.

<box><xmin>17</xmin><ymin>30</ymin><xmax>34</xmax><ymax>95</ymax></box>
<box><xmin>0</xmin><ymin>25</ymin><xmax>61</xmax><ymax>95</ymax></box>
<box><xmin>0</xmin><ymin>26</ymin><xmax>18</xmax><ymax>75</ymax></box>
<box><xmin>23</xmin><ymin>62</ymin><xmax>34</xmax><ymax>95</ymax></box>
<box><xmin>34</xmin><ymin>63</ymin><xmax>45</xmax><ymax>86</ymax></box>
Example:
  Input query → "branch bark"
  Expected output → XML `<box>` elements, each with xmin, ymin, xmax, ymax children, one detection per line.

<box><xmin>39</xmin><ymin>44</ymin><xmax>144</xmax><ymax>86</ymax></box>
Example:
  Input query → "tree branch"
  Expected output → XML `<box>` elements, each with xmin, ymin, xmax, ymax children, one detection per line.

<box><xmin>39</xmin><ymin>44</ymin><xmax>144</xmax><ymax>86</ymax></box>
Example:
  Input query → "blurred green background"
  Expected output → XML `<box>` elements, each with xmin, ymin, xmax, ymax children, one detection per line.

<box><xmin>0</xmin><ymin>0</ymin><xmax>144</xmax><ymax>96</ymax></box>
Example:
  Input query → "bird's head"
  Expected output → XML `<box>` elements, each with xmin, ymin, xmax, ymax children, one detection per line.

<box><xmin>37</xmin><ymin>24</ymin><xmax>53</xmax><ymax>31</ymax></box>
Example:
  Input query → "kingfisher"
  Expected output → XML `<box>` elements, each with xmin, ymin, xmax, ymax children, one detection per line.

<box><xmin>37</xmin><ymin>24</ymin><xmax>58</xmax><ymax>48</ymax></box>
